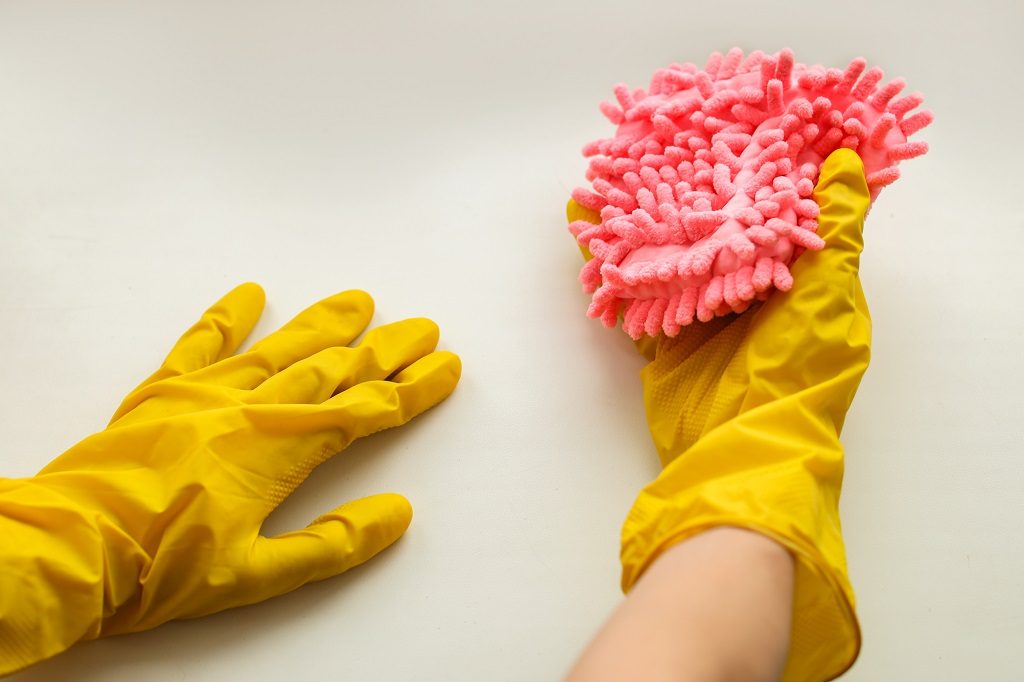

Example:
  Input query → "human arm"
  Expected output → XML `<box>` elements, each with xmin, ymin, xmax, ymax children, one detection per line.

<box><xmin>568</xmin><ymin>527</ymin><xmax>794</xmax><ymax>682</ymax></box>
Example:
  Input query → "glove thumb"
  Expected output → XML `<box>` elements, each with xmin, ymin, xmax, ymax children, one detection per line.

<box><xmin>249</xmin><ymin>493</ymin><xmax>413</xmax><ymax>598</ymax></box>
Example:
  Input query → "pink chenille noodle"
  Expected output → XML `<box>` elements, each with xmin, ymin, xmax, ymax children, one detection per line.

<box><xmin>569</xmin><ymin>48</ymin><xmax>932</xmax><ymax>339</ymax></box>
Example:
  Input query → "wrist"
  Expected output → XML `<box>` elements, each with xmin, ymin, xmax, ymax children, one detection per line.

<box><xmin>0</xmin><ymin>477</ymin><xmax>147</xmax><ymax>674</ymax></box>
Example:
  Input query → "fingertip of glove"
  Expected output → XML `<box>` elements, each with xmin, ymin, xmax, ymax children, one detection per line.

<box><xmin>566</xmin><ymin>198</ymin><xmax>600</xmax><ymax>224</ymax></box>
<box><xmin>308</xmin><ymin>493</ymin><xmax>413</xmax><ymax>565</ymax></box>
<box><xmin>823</xmin><ymin>147</ymin><xmax>864</xmax><ymax>171</ymax></box>
<box><xmin>818</xmin><ymin>149</ymin><xmax>869</xmax><ymax>199</ymax></box>
<box><xmin>813</xmin><ymin>150</ymin><xmax>871</xmax><ymax>253</ymax></box>
<box><xmin>385</xmin><ymin>350</ymin><xmax>463</xmax><ymax>405</ymax></box>
<box><xmin>367</xmin><ymin>492</ymin><xmax>414</xmax><ymax>532</ymax></box>
<box><xmin>344</xmin><ymin>493</ymin><xmax>414</xmax><ymax>542</ymax></box>
<box><xmin>232</xmin><ymin>282</ymin><xmax>267</xmax><ymax>307</ymax></box>
<box><xmin>329</xmin><ymin>289</ymin><xmax>375</xmax><ymax>318</ymax></box>
<box><xmin>403</xmin><ymin>317</ymin><xmax>442</xmax><ymax>347</ymax></box>
<box><xmin>434</xmin><ymin>350</ymin><xmax>463</xmax><ymax>384</ymax></box>
<box><xmin>319</xmin><ymin>492</ymin><xmax>413</xmax><ymax>527</ymax></box>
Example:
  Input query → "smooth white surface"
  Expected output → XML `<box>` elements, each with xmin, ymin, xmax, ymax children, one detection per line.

<box><xmin>0</xmin><ymin>1</ymin><xmax>1021</xmax><ymax>680</ymax></box>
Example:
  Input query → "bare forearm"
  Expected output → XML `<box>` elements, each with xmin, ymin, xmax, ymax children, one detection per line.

<box><xmin>567</xmin><ymin>527</ymin><xmax>795</xmax><ymax>682</ymax></box>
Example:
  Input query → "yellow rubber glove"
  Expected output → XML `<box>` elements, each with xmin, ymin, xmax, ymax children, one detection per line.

<box><xmin>0</xmin><ymin>284</ymin><xmax>461</xmax><ymax>675</ymax></box>
<box><xmin>568</xmin><ymin>149</ymin><xmax>871</xmax><ymax>681</ymax></box>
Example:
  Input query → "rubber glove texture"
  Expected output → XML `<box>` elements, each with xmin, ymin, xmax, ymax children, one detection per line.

<box><xmin>0</xmin><ymin>285</ymin><xmax>461</xmax><ymax>675</ymax></box>
<box><xmin>568</xmin><ymin>149</ymin><xmax>872</xmax><ymax>681</ymax></box>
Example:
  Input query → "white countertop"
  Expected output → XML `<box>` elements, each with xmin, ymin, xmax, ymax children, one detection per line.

<box><xmin>1</xmin><ymin>1</ymin><xmax>1021</xmax><ymax>679</ymax></box>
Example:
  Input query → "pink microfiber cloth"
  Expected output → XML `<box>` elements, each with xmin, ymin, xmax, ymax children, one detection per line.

<box><xmin>569</xmin><ymin>48</ymin><xmax>932</xmax><ymax>339</ymax></box>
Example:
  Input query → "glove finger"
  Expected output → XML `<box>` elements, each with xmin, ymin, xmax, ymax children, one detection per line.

<box><xmin>566</xmin><ymin>198</ymin><xmax>600</xmax><ymax>226</ymax></box>
<box><xmin>194</xmin><ymin>290</ymin><xmax>375</xmax><ymax>389</ymax></box>
<box><xmin>250</xmin><ymin>318</ymin><xmax>440</xmax><ymax>404</ymax></box>
<box><xmin>790</xmin><ymin>148</ymin><xmax>871</xmax><ymax>292</ymax></box>
<box><xmin>246</xmin><ymin>494</ymin><xmax>412</xmax><ymax>601</ymax></box>
<box><xmin>721</xmin><ymin>149</ymin><xmax>872</xmax><ymax>430</ymax></box>
<box><xmin>747</xmin><ymin>148</ymin><xmax>871</xmax><ymax>348</ymax></box>
<box><xmin>241</xmin><ymin>350</ymin><xmax>461</xmax><ymax>494</ymax></box>
<box><xmin>145</xmin><ymin>282</ymin><xmax>265</xmax><ymax>382</ymax></box>
<box><xmin>646</xmin><ymin>151</ymin><xmax>872</xmax><ymax>456</ymax></box>
<box><xmin>568</xmin><ymin>198</ymin><xmax>666</xmax><ymax>361</ymax></box>
<box><xmin>109</xmin><ymin>283</ymin><xmax>265</xmax><ymax>424</ymax></box>
<box><xmin>323</xmin><ymin>349</ymin><xmax>462</xmax><ymax>428</ymax></box>
<box><xmin>310</xmin><ymin>350</ymin><xmax>462</xmax><ymax>462</ymax></box>
<box><xmin>567</xmin><ymin>198</ymin><xmax>601</xmax><ymax>261</ymax></box>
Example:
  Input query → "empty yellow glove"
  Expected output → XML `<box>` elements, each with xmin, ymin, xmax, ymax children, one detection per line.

<box><xmin>0</xmin><ymin>284</ymin><xmax>461</xmax><ymax>675</ymax></box>
<box><xmin>568</xmin><ymin>148</ymin><xmax>871</xmax><ymax>681</ymax></box>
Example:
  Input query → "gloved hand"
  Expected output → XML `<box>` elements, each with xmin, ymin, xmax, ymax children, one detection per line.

<box><xmin>0</xmin><ymin>284</ymin><xmax>461</xmax><ymax>675</ymax></box>
<box><xmin>568</xmin><ymin>148</ymin><xmax>872</xmax><ymax>681</ymax></box>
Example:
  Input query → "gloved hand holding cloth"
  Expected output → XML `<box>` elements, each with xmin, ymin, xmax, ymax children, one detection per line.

<box><xmin>568</xmin><ymin>148</ymin><xmax>872</xmax><ymax>680</ymax></box>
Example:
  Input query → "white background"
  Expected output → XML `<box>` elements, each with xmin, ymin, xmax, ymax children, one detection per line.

<box><xmin>1</xmin><ymin>1</ymin><xmax>1021</xmax><ymax>680</ymax></box>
